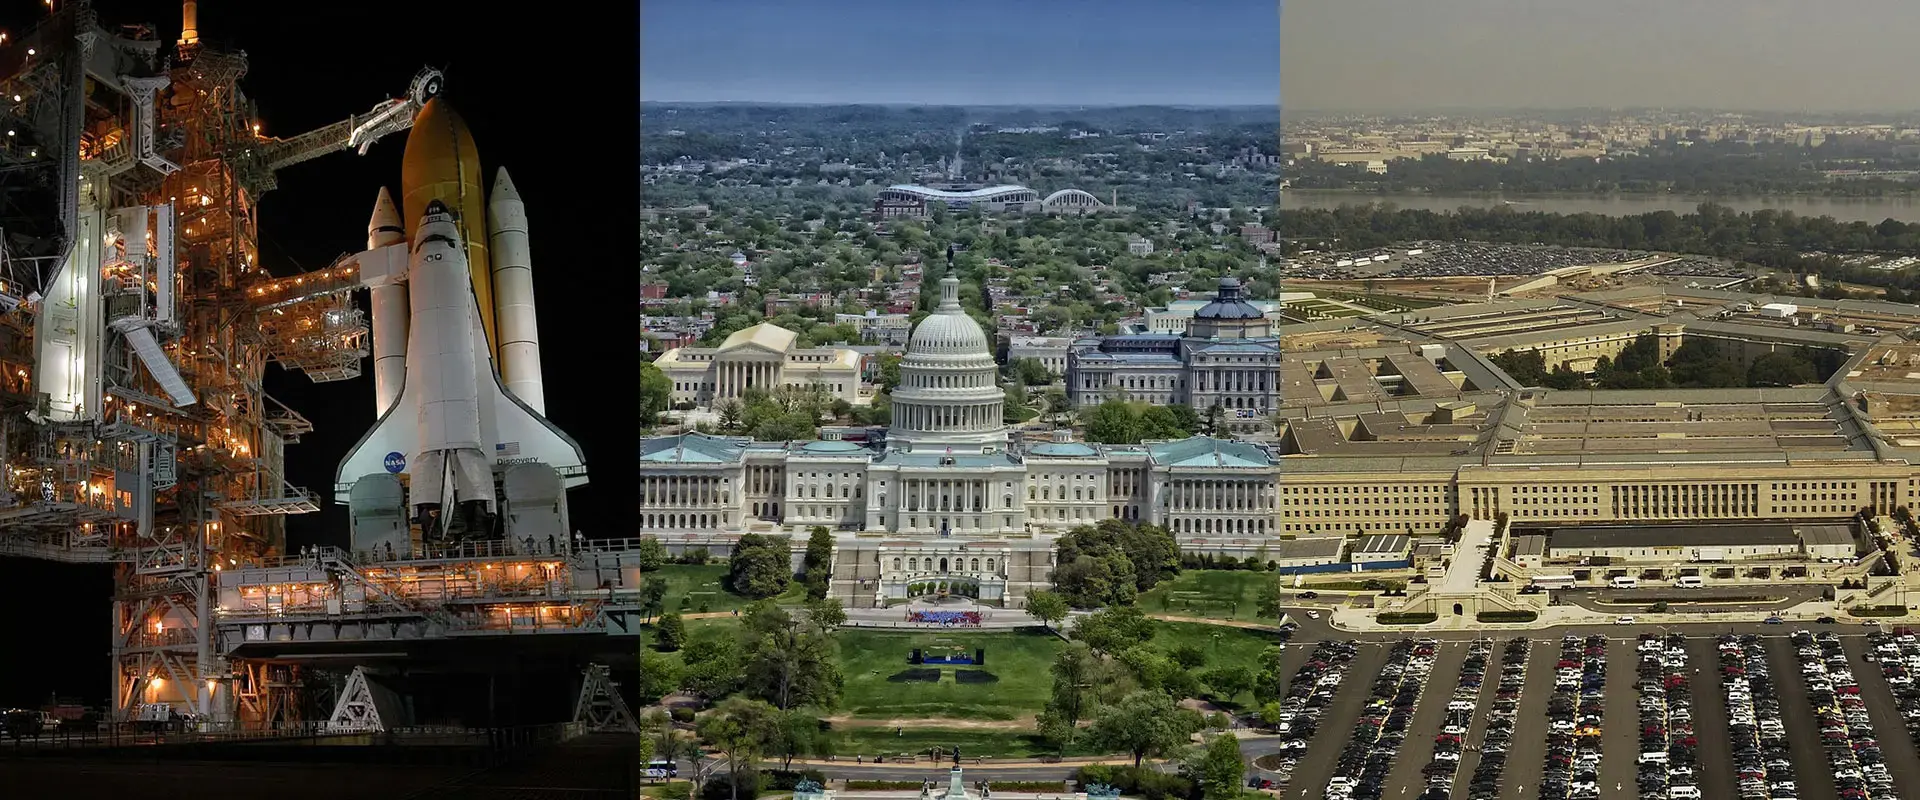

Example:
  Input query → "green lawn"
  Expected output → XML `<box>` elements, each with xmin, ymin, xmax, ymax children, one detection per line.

<box><xmin>1147</xmin><ymin>621</ymin><xmax>1283</xmax><ymax>707</ymax></box>
<box><xmin>642</xmin><ymin>564</ymin><xmax>806</xmax><ymax>614</ymax></box>
<box><xmin>835</xmin><ymin>628</ymin><xmax>1066</xmax><ymax>720</ymax></box>
<box><xmin>1139</xmin><ymin>570</ymin><xmax>1278</xmax><ymax>623</ymax></box>
<box><xmin>823</xmin><ymin>727</ymin><xmax>1109</xmax><ymax>760</ymax></box>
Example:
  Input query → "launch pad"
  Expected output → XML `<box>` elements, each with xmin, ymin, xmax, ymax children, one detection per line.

<box><xmin>0</xmin><ymin>1</ymin><xmax>642</xmax><ymax>731</ymax></box>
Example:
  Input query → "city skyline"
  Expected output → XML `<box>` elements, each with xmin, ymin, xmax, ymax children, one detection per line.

<box><xmin>641</xmin><ymin>0</ymin><xmax>1280</xmax><ymax>106</ymax></box>
<box><xmin>1283</xmin><ymin>0</ymin><xmax>1920</xmax><ymax>112</ymax></box>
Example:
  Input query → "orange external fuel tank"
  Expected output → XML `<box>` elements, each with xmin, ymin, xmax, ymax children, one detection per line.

<box><xmin>399</xmin><ymin>98</ymin><xmax>497</xmax><ymax>359</ymax></box>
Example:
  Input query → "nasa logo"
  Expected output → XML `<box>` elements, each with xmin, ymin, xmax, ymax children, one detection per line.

<box><xmin>383</xmin><ymin>452</ymin><xmax>406</xmax><ymax>473</ymax></box>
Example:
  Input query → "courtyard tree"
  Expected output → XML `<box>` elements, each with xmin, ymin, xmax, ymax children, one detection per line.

<box><xmin>1091</xmin><ymin>689</ymin><xmax>1205</xmax><ymax>768</ymax></box>
<box><xmin>1025</xmin><ymin>590</ymin><xmax>1070</xmax><ymax>633</ymax></box>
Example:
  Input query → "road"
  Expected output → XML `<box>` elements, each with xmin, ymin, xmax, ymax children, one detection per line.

<box><xmin>1447</xmin><ymin>638</ymin><xmax>1503</xmax><ymax>798</ymax></box>
<box><xmin>1497</xmin><ymin>643</ymin><xmax>1557</xmax><ymax>800</ymax></box>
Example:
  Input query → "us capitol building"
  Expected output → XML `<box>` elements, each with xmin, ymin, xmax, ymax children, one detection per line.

<box><xmin>639</xmin><ymin>276</ymin><xmax>1284</xmax><ymax>609</ymax></box>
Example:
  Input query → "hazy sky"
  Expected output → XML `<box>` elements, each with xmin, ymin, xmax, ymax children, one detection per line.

<box><xmin>642</xmin><ymin>0</ymin><xmax>1280</xmax><ymax>106</ymax></box>
<box><xmin>1282</xmin><ymin>0</ymin><xmax>1920</xmax><ymax>112</ymax></box>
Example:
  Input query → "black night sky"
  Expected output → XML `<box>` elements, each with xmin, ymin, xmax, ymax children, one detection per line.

<box><xmin>0</xmin><ymin>0</ymin><xmax>639</xmax><ymax>708</ymax></box>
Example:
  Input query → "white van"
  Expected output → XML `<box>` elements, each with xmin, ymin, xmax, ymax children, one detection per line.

<box><xmin>1677</xmin><ymin>575</ymin><xmax>1704</xmax><ymax>589</ymax></box>
<box><xmin>1611</xmin><ymin>576</ymin><xmax>1640</xmax><ymax>589</ymax></box>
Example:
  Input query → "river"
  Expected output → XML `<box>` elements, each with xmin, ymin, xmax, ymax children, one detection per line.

<box><xmin>1279</xmin><ymin>190</ymin><xmax>1920</xmax><ymax>224</ymax></box>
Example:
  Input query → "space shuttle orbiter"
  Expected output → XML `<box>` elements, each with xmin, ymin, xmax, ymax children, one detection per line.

<box><xmin>334</xmin><ymin>93</ymin><xmax>585</xmax><ymax>547</ymax></box>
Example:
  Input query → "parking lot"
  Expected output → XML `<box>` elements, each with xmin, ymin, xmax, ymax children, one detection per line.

<box><xmin>1258</xmin><ymin>625</ymin><xmax>1920</xmax><ymax>800</ymax></box>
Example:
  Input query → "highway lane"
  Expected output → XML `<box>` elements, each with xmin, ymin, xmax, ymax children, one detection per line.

<box><xmin>1681</xmin><ymin>636</ymin><xmax>1736</xmax><ymax>800</ymax></box>
<box><xmin>1497</xmin><ymin>642</ymin><xmax>1560</xmax><ymax>800</ymax></box>
<box><xmin>1380</xmin><ymin>639</ymin><xmax>1466</xmax><ymax>796</ymax></box>
<box><xmin>1286</xmin><ymin>642</ymin><xmax>1391</xmax><ymax>800</ymax></box>
<box><xmin>1840</xmin><ymin>634</ymin><xmax>1920</xmax><ymax>798</ymax></box>
<box><xmin>1764</xmin><ymin>635</ymin><xmax>1840</xmax><ymax>800</ymax></box>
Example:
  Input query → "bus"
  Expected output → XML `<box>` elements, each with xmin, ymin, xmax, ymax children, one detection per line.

<box><xmin>1531</xmin><ymin>575</ymin><xmax>1577</xmax><ymax>590</ymax></box>
<box><xmin>644</xmin><ymin>760</ymin><xmax>679</xmax><ymax>780</ymax></box>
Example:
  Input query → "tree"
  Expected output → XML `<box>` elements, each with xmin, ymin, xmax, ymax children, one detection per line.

<box><xmin>657</xmin><ymin>611</ymin><xmax>689</xmax><ymax>651</ymax></box>
<box><xmin>1255</xmin><ymin>576</ymin><xmax>1285</xmax><ymax>620</ymax></box>
<box><xmin>1091</xmin><ymin>690</ymin><xmax>1205</xmax><ymax>768</ymax></box>
<box><xmin>770</xmin><ymin>708</ymin><xmax>823</xmax><ymax>771</ymax></box>
<box><xmin>728</xmin><ymin>534</ymin><xmax>793</xmax><ymax>599</ymax></box>
<box><xmin>1189</xmin><ymin>732</ymin><xmax>1248</xmax><ymax>800</ymax></box>
<box><xmin>639</xmin><ymin>537</ymin><xmax>670</xmax><ymax>571</ymax></box>
<box><xmin>640</xmin><ymin>579</ymin><xmax>670</xmax><ymax>623</ymax></box>
<box><xmin>739</xmin><ymin>602</ymin><xmax>844</xmax><ymax>710</ymax></box>
<box><xmin>641</xmin><ymin>362</ymin><xmax>674</xmax><ymax>423</ymax></box>
<box><xmin>1170</xmin><ymin>644</ymin><xmax>1207</xmax><ymax>670</ymax></box>
<box><xmin>1072</xmin><ymin>605</ymin><xmax>1157</xmax><ymax>656</ymax></box>
<box><xmin>1052</xmin><ymin>520</ymin><xmax>1182</xmax><ymax>607</ymax></box>
<box><xmin>639</xmin><ymin>649</ymin><xmax>683</xmax><ymax>701</ymax></box>
<box><xmin>1748</xmin><ymin>351</ymin><xmax>1815</xmax><ymax>387</ymax></box>
<box><xmin>802</xmin><ymin>526</ymin><xmax>834</xmax><ymax>600</ymax></box>
<box><xmin>1200</xmin><ymin>665</ymin><xmax>1254</xmax><ymax>706</ymax></box>
<box><xmin>716</xmin><ymin>399</ymin><xmax>744</xmax><ymax>430</ymax></box>
<box><xmin>679</xmin><ymin>635</ymin><xmax>745</xmax><ymax>699</ymax></box>
<box><xmin>698</xmin><ymin>697</ymin><xmax>781</xmax><ymax>800</ymax></box>
<box><xmin>1084</xmin><ymin>400</ymin><xmax>1141</xmax><ymax>444</ymax></box>
<box><xmin>1013</xmin><ymin>357</ymin><xmax>1054</xmax><ymax>385</ymax></box>
<box><xmin>1026</xmin><ymin>590</ymin><xmax>1070</xmax><ymax>633</ymax></box>
<box><xmin>806</xmin><ymin>597</ymin><xmax>847</xmax><ymax>631</ymax></box>
<box><xmin>1045</xmin><ymin>642</ymin><xmax>1098</xmax><ymax>744</ymax></box>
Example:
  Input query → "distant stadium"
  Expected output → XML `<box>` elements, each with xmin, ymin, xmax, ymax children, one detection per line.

<box><xmin>872</xmin><ymin>184</ymin><xmax>1119</xmax><ymax>219</ymax></box>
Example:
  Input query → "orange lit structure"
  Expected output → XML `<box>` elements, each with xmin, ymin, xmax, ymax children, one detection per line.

<box><xmin>0</xmin><ymin>3</ymin><xmax>646</xmax><ymax>730</ymax></box>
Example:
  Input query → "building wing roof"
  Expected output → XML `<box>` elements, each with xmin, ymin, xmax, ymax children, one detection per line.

<box><xmin>640</xmin><ymin>433</ymin><xmax>750</xmax><ymax>464</ymax></box>
<box><xmin>720</xmin><ymin>323</ymin><xmax>798</xmax><ymax>353</ymax></box>
<box><xmin>1146</xmin><ymin>436</ymin><xmax>1274</xmax><ymax>468</ymax></box>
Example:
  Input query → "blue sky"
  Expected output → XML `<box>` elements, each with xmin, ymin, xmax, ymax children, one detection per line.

<box><xmin>641</xmin><ymin>0</ymin><xmax>1280</xmax><ymax>106</ymax></box>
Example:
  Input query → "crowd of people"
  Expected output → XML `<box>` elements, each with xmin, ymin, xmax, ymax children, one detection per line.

<box><xmin>907</xmin><ymin>610</ymin><xmax>982</xmax><ymax>627</ymax></box>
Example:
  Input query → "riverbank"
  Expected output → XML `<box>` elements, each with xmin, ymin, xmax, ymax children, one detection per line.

<box><xmin>1280</xmin><ymin>189</ymin><xmax>1920</xmax><ymax>224</ymax></box>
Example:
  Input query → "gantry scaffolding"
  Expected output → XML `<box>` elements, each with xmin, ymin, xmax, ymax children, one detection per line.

<box><xmin>0</xmin><ymin>1</ymin><xmax>436</xmax><ymax>725</ymax></box>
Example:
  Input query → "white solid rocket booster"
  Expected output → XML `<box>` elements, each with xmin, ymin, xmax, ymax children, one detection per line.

<box><xmin>368</xmin><ymin>188</ymin><xmax>408</xmax><ymax>416</ymax></box>
<box><xmin>487</xmin><ymin>167</ymin><xmax>545</xmax><ymax>415</ymax></box>
<box><xmin>407</xmin><ymin>201</ymin><xmax>493</xmax><ymax>512</ymax></box>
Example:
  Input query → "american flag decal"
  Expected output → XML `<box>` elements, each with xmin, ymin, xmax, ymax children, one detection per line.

<box><xmin>495</xmin><ymin>442</ymin><xmax>521</xmax><ymax>457</ymax></box>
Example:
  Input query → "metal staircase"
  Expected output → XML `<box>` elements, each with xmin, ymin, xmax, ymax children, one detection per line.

<box><xmin>319</xmin><ymin>548</ymin><xmax>460</xmax><ymax>630</ymax></box>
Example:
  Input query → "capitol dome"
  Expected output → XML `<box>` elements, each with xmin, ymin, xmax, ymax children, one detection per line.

<box><xmin>887</xmin><ymin>276</ymin><xmax>1007</xmax><ymax>453</ymax></box>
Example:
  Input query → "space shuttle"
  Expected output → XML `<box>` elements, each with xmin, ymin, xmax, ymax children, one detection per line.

<box><xmin>335</xmin><ymin>95</ymin><xmax>586</xmax><ymax>552</ymax></box>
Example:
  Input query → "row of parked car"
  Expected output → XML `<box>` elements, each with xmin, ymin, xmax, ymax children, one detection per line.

<box><xmin>1415</xmin><ymin>638</ymin><xmax>1493</xmax><ymax>800</ymax></box>
<box><xmin>1325</xmin><ymin>638</ymin><xmax>1437</xmax><ymax>800</ymax></box>
<box><xmin>1718</xmin><ymin>633</ymin><xmax>1798</xmax><ymax>800</ymax></box>
<box><xmin>1461</xmin><ymin>638</ymin><xmax>1531</xmax><ymax>800</ymax></box>
<box><xmin>1634</xmin><ymin>633</ymin><xmax>1701</xmax><ymax>800</ymax></box>
<box><xmin>1791</xmin><ymin>630</ymin><xmax>1893</xmax><ymax>799</ymax></box>
<box><xmin>1538</xmin><ymin>634</ymin><xmax>1608</xmax><ymax>800</ymax></box>
<box><xmin>1869</xmin><ymin>626</ymin><xmax>1920</xmax><ymax>795</ymax></box>
<box><xmin>1265</xmin><ymin>639</ymin><xmax>1361</xmax><ymax>792</ymax></box>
